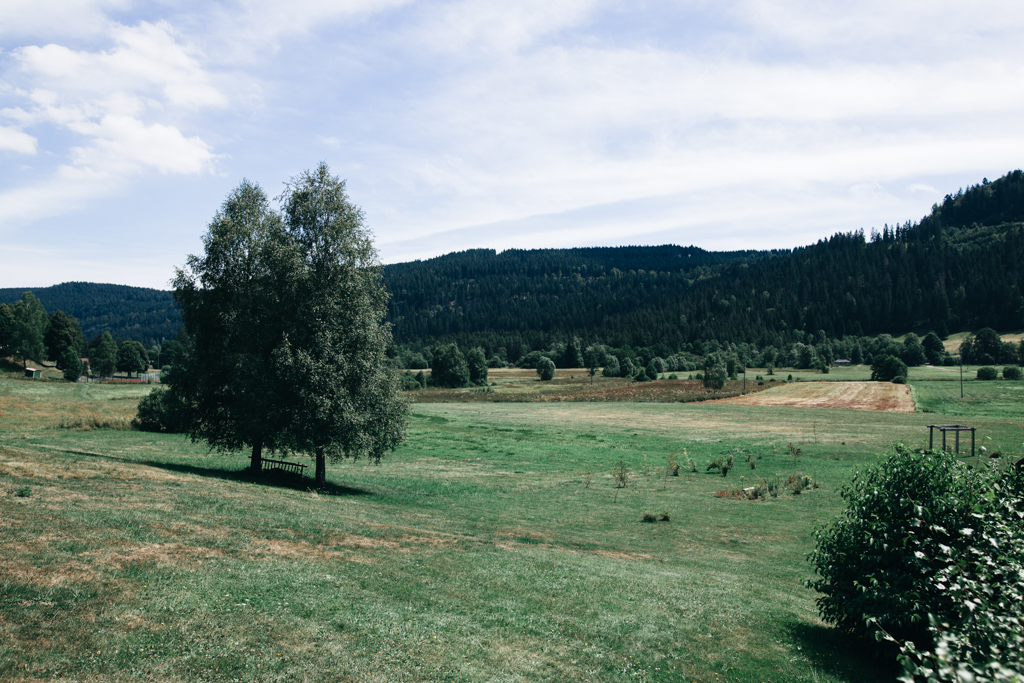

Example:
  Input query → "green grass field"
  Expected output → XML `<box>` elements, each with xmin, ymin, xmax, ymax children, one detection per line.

<box><xmin>2</xmin><ymin>369</ymin><xmax>1022</xmax><ymax>682</ymax></box>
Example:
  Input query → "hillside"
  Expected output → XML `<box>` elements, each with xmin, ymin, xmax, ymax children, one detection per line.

<box><xmin>385</xmin><ymin>170</ymin><xmax>1024</xmax><ymax>349</ymax></box>
<box><xmin>5</xmin><ymin>169</ymin><xmax>1023</xmax><ymax>350</ymax></box>
<box><xmin>0</xmin><ymin>282</ymin><xmax>179</xmax><ymax>344</ymax></box>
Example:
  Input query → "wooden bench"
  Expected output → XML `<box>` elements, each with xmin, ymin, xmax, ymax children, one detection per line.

<box><xmin>261</xmin><ymin>458</ymin><xmax>307</xmax><ymax>476</ymax></box>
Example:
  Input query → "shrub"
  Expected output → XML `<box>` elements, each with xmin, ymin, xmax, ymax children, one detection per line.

<box><xmin>430</xmin><ymin>343</ymin><xmax>470</xmax><ymax>387</ymax></box>
<box><xmin>807</xmin><ymin>445</ymin><xmax>992</xmax><ymax>645</ymax></box>
<box><xmin>976</xmin><ymin>366</ymin><xmax>998</xmax><ymax>381</ymax></box>
<box><xmin>465</xmin><ymin>346</ymin><xmax>488</xmax><ymax>386</ymax></box>
<box><xmin>1002</xmin><ymin>365</ymin><xmax>1022</xmax><ymax>380</ymax></box>
<box><xmin>703</xmin><ymin>353</ymin><xmax>727</xmax><ymax>390</ymax></box>
<box><xmin>641</xmin><ymin>511</ymin><xmax>658</xmax><ymax>523</ymax></box>
<box><xmin>398</xmin><ymin>370</ymin><xmax>421</xmax><ymax>391</ymax></box>
<box><xmin>536</xmin><ymin>356</ymin><xmax>556</xmax><ymax>381</ymax></box>
<box><xmin>786</xmin><ymin>473</ymin><xmax>812</xmax><ymax>494</ymax></box>
<box><xmin>133</xmin><ymin>387</ymin><xmax>190</xmax><ymax>433</ymax></box>
<box><xmin>612</xmin><ymin>459</ymin><xmax>629</xmax><ymax>488</ymax></box>
<box><xmin>871</xmin><ymin>354</ymin><xmax>909</xmax><ymax>382</ymax></box>
<box><xmin>668</xmin><ymin>373</ymin><xmax>678</xmax><ymax>380</ymax></box>
<box><xmin>14</xmin><ymin>485</ymin><xmax>31</xmax><ymax>497</ymax></box>
<box><xmin>892</xmin><ymin>375</ymin><xmax>907</xmax><ymax>384</ymax></box>
<box><xmin>666</xmin><ymin>454</ymin><xmax>680</xmax><ymax>476</ymax></box>
<box><xmin>894</xmin><ymin>468</ymin><xmax>1024</xmax><ymax>681</ymax></box>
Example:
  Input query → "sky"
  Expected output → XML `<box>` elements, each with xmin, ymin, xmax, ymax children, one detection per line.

<box><xmin>1</xmin><ymin>1</ymin><xmax>1022</xmax><ymax>290</ymax></box>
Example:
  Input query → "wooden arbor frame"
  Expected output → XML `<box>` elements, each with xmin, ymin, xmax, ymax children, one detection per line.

<box><xmin>927</xmin><ymin>424</ymin><xmax>976</xmax><ymax>457</ymax></box>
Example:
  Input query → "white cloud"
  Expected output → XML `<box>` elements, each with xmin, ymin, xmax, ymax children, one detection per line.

<box><xmin>14</xmin><ymin>21</ymin><xmax>227</xmax><ymax>110</ymax></box>
<box><xmin>0</xmin><ymin>0</ymin><xmax>128</xmax><ymax>39</ymax></box>
<box><xmin>0</xmin><ymin>19</ymin><xmax>228</xmax><ymax>231</ymax></box>
<box><xmin>0</xmin><ymin>125</ymin><xmax>36</xmax><ymax>154</ymax></box>
<box><xmin>66</xmin><ymin>114</ymin><xmax>217</xmax><ymax>175</ymax></box>
<box><xmin>412</xmin><ymin>0</ymin><xmax>599</xmax><ymax>54</ymax></box>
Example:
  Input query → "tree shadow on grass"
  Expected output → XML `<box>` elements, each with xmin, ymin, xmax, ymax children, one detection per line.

<box><xmin>138</xmin><ymin>460</ymin><xmax>373</xmax><ymax>496</ymax></box>
<box><xmin>41</xmin><ymin>446</ymin><xmax>373</xmax><ymax>496</ymax></box>
<box><xmin>785</xmin><ymin>620</ymin><xmax>902</xmax><ymax>683</ymax></box>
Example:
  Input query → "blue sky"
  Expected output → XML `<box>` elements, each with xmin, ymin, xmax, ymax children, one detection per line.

<box><xmin>1</xmin><ymin>0</ymin><xmax>1022</xmax><ymax>289</ymax></box>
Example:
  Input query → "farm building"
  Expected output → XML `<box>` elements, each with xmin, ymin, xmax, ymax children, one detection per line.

<box><xmin>833</xmin><ymin>359</ymin><xmax>851</xmax><ymax>366</ymax></box>
<box><xmin>24</xmin><ymin>367</ymin><xmax>41</xmax><ymax>378</ymax></box>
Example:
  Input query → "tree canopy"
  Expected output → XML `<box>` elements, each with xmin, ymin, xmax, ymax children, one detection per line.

<box><xmin>89</xmin><ymin>332</ymin><xmax>118</xmax><ymax>377</ymax></box>
<box><xmin>11</xmin><ymin>292</ymin><xmax>48</xmax><ymax>368</ymax></box>
<box><xmin>171</xmin><ymin>166</ymin><xmax>406</xmax><ymax>484</ymax></box>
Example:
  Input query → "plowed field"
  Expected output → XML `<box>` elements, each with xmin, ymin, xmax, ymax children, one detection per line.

<box><xmin>715</xmin><ymin>381</ymin><xmax>915</xmax><ymax>412</ymax></box>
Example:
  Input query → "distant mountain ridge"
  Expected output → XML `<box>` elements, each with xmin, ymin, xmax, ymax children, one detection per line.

<box><xmin>4</xmin><ymin>169</ymin><xmax>1024</xmax><ymax>350</ymax></box>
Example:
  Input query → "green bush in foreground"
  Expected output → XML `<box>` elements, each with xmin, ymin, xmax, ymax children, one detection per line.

<box><xmin>895</xmin><ymin>476</ymin><xmax>1024</xmax><ymax>682</ymax></box>
<box><xmin>808</xmin><ymin>445</ymin><xmax>1024</xmax><ymax>681</ymax></box>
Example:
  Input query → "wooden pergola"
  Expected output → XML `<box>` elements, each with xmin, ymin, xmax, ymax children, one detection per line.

<box><xmin>927</xmin><ymin>424</ymin><xmax>976</xmax><ymax>457</ymax></box>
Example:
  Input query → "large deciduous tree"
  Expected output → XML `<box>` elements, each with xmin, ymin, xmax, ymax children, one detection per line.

<box><xmin>972</xmin><ymin>327</ymin><xmax>1002</xmax><ymax>365</ymax></box>
<box><xmin>430</xmin><ymin>343</ymin><xmax>470</xmax><ymax>388</ymax></box>
<box><xmin>172</xmin><ymin>166</ymin><xmax>406</xmax><ymax>484</ymax></box>
<box><xmin>274</xmin><ymin>163</ymin><xmax>407</xmax><ymax>485</ymax></box>
<box><xmin>116</xmin><ymin>341</ymin><xmax>147</xmax><ymax>378</ymax></box>
<box><xmin>172</xmin><ymin>179</ymin><xmax>298</xmax><ymax>471</ymax></box>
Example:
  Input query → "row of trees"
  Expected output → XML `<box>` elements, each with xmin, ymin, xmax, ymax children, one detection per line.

<box><xmin>142</xmin><ymin>165</ymin><xmax>406</xmax><ymax>485</ymax></box>
<box><xmin>0</xmin><ymin>293</ymin><xmax>85</xmax><ymax>370</ymax></box>
<box><xmin>0</xmin><ymin>291</ymin><xmax>167</xmax><ymax>381</ymax></box>
<box><xmin>395</xmin><ymin>328</ymin><xmax>1024</xmax><ymax>388</ymax></box>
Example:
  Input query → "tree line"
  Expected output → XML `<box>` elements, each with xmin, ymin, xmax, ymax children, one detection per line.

<box><xmin>0</xmin><ymin>291</ymin><xmax>185</xmax><ymax>380</ymax></box>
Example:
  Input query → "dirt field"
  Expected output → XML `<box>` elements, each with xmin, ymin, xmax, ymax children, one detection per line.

<box><xmin>714</xmin><ymin>381</ymin><xmax>915</xmax><ymax>412</ymax></box>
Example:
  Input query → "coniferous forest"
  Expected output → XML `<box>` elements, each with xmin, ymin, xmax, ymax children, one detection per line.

<box><xmin>2</xmin><ymin>170</ymin><xmax>1023</xmax><ymax>355</ymax></box>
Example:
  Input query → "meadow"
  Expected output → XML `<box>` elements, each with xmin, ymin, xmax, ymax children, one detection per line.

<box><xmin>2</xmin><ymin>364</ymin><xmax>1022</xmax><ymax>682</ymax></box>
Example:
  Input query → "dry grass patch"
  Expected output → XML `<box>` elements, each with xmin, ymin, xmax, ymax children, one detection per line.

<box><xmin>0</xmin><ymin>543</ymin><xmax>98</xmax><ymax>586</ymax></box>
<box><xmin>98</xmin><ymin>543</ymin><xmax>226</xmax><ymax>570</ymax></box>
<box><xmin>715</xmin><ymin>381</ymin><xmax>915</xmax><ymax>412</ymax></box>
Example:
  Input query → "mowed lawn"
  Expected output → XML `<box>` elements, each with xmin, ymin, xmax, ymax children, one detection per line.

<box><xmin>3</xmin><ymin>372</ymin><xmax>1022</xmax><ymax>682</ymax></box>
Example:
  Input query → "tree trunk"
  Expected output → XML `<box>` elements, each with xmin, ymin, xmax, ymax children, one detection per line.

<box><xmin>315</xmin><ymin>446</ymin><xmax>326</xmax><ymax>486</ymax></box>
<box><xmin>249</xmin><ymin>436</ymin><xmax>263</xmax><ymax>473</ymax></box>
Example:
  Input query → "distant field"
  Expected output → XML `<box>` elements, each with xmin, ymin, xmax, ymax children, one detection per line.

<box><xmin>940</xmin><ymin>330</ymin><xmax>1024</xmax><ymax>354</ymax></box>
<box><xmin>715</xmin><ymin>381</ymin><xmax>914</xmax><ymax>412</ymax></box>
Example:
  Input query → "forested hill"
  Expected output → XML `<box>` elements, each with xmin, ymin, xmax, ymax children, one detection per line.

<box><xmin>5</xmin><ymin>169</ymin><xmax>1024</xmax><ymax>350</ymax></box>
<box><xmin>383</xmin><ymin>245</ymin><xmax>773</xmax><ymax>347</ymax></box>
<box><xmin>0</xmin><ymin>282</ymin><xmax>179</xmax><ymax>344</ymax></box>
<box><xmin>385</xmin><ymin>169</ymin><xmax>1024</xmax><ymax>349</ymax></box>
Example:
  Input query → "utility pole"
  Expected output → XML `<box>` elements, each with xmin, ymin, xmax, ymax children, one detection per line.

<box><xmin>960</xmin><ymin>354</ymin><xmax>964</xmax><ymax>399</ymax></box>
